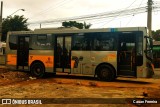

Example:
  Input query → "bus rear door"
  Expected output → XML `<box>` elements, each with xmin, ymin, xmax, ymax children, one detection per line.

<box><xmin>17</xmin><ymin>36</ymin><xmax>30</xmax><ymax>70</ymax></box>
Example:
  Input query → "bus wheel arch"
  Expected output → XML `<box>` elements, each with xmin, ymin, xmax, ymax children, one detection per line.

<box><xmin>30</xmin><ymin>60</ymin><xmax>45</xmax><ymax>78</ymax></box>
<box><xmin>95</xmin><ymin>63</ymin><xmax>116</xmax><ymax>81</ymax></box>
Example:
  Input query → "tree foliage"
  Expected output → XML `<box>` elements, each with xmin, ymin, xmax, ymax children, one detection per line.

<box><xmin>152</xmin><ymin>29</ymin><xmax>160</xmax><ymax>41</ymax></box>
<box><xmin>62</xmin><ymin>21</ymin><xmax>92</xmax><ymax>29</ymax></box>
<box><xmin>83</xmin><ymin>22</ymin><xmax>92</xmax><ymax>29</ymax></box>
<box><xmin>2</xmin><ymin>15</ymin><xmax>29</xmax><ymax>41</ymax></box>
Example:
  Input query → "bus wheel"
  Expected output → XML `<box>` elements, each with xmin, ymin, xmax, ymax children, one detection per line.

<box><xmin>97</xmin><ymin>65</ymin><xmax>115</xmax><ymax>81</ymax></box>
<box><xmin>30</xmin><ymin>62</ymin><xmax>45</xmax><ymax>78</ymax></box>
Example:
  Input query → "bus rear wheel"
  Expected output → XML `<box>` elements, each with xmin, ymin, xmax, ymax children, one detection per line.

<box><xmin>30</xmin><ymin>62</ymin><xmax>45</xmax><ymax>78</ymax></box>
<box><xmin>97</xmin><ymin>65</ymin><xmax>115</xmax><ymax>81</ymax></box>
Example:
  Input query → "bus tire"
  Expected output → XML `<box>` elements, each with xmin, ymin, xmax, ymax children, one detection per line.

<box><xmin>30</xmin><ymin>62</ymin><xmax>45</xmax><ymax>78</ymax></box>
<box><xmin>97</xmin><ymin>65</ymin><xmax>115</xmax><ymax>81</ymax></box>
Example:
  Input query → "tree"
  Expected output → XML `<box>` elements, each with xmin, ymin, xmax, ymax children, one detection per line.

<box><xmin>83</xmin><ymin>22</ymin><xmax>92</xmax><ymax>29</ymax></box>
<box><xmin>62</xmin><ymin>21</ymin><xmax>92</xmax><ymax>29</ymax></box>
<box><xmin>2</xmin><ymin>15</ymin><xmax>29</xmax><ymax>41</ymax></box>
<box><xmin>152</xmin><ymin>29</ymin><xmax>160</xmax><ymax>41</ymax></box>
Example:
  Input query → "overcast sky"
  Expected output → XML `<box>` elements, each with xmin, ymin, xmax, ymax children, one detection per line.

<box><xmin>2</xmin><ymin>0</ymin><xmax>160</xmax><ymax>30</ymax></box>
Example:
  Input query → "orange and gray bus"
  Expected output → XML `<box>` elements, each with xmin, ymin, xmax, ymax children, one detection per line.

<box><xmin>6</xmin><ymin>27</ymin><xmax>154</xmax><ymax>81</ymax></box>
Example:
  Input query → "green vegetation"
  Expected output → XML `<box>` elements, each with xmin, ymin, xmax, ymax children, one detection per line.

<box><xmin>62</xmin><ymin>21</ymin><xmax>92</xmax><ymax>29</ymax></box>
<box><xmin>152</xmin><ymin>29</ymin><xmax>160</xmax><ymax>41</ymax></box>
<box><xmin>2</xmin><ymin>15</ymin><xmax>29</xmax><ymax>41</ymax></box>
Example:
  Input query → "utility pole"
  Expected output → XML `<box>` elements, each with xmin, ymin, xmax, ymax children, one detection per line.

<box><xmin>147</xmin><ymin>0</ymin><xmax>153</xmax><ymax>37</ymax></box>
<box><xmin>40</xmin><ymin>23</ymin><xmax>41</xmax><ymax>28</ymax></box>
<box><xmin>0</xmin><ymin>1</ymin><xmax>3</xmax><ymax>41</ymax></box>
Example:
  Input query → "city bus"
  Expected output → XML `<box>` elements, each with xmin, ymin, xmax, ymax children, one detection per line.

<box><xmin>6</xmin><ymin>27</ymin><xmax>154</xmax><ymax>81</ymax></box>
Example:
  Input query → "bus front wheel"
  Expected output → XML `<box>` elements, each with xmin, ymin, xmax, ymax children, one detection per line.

<box><xmin>30</xmin><ymin>62</ymin><xmax>45</xmax><ymax>78</ymax></box>
<box><xmin>97</xmin><ymin>65</ymin><xmax>115</xmax><ymax>81</ymax></box>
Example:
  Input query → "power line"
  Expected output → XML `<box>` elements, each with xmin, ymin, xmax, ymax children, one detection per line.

<box><xmin>29</xmin><ymin>0</ymin><xmax>72</xmax><ymax>20</ymax></box>
<box><xmin>125</xmin><ymin>14</ymin><xmax>135</xmax><ymax>26</ymax></box>
<box><xmin>139</xmin><ymin>0</ymin><xmax>145</xmax><ymax>7</ymax></box>
<box><xmin>127</xmin><ymin>0</ymin><xmax>138</xmax><ymax>8</ymax></box>
<box><xmin>98</xmin><ymin>0</ymin><xmax>138</xmax><ymax>27</ymax></box>
<box><xmin>125</xmin><ymin>0</ymin><xmax>144</xmax><ymax>26</ymax></box>
<box><xmin>28</xmin><ymin>3</ymin><xmax>160</xmax><ymax>26</ymax></box>
<box><xmin>28</xmin><ymin>6</ymin><xmax>145</xmax><ymax>24</ymax></box>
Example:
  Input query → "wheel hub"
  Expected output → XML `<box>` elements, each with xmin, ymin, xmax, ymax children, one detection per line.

<box><xmin>101</xmin><ymin>69</ymin><xmax>109</xmax><ymax>77</ymax></box>
<box><xmin>35</xmin><ymin>67</ymin><xmax>41</xmax><ymax>74</ymax></box>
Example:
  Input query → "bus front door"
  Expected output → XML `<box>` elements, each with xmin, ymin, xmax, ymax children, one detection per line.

<box><xmin>55</xmin><ymin>36</ymin><xmax>71</xmax><ymax>73</ymax></box>
<box><xmin>17</xmin><ymin>36</ymin><xmax>30</xmax><ymax>69</ymax></box>
<box><xmin>118</xmin><ymin>34</ymin><xmax>136</xmax><ymax>77</ymax></box>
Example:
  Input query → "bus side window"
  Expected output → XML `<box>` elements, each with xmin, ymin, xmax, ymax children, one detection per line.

<box><xmin>30</xmin><ymin>34</ymin><xmax>53</xmax><ymax>50</ymax></box>
<box><xmin>72</xmin><ymin>35</ymin><xmax>84</xmax><ymax>50</ymax></box>
<box><xmin>94</xmin><ymin>39</ymin><xmax>101</xmax><ymax>50</ymax></box>
<box><xmin>73</xmin><ymin>42</ymin><xmax>82</xmax><ymax>50</ymax></box>
<box><xmin>102</xmin><ymin>41</ymin><xmax>110</xmax><ymax>50</ymax></box>
<box><xmin>93</xmin><ymin>33</ymin><xmax>116</xmax><ymax>51</ymax></box>
<box><xmin>82</xmin><ymin>39</ymin><xmax>91</xmax><ymax>50</ymax></box>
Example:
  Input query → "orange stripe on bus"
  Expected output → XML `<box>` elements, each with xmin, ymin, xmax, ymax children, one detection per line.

<box><xmin>7</xmin><ymin>54</ymin><xmax>55</xmax><ymax>67</ymax></box>
<box><xmin>29</xmin><ymin>55</ymin><xmax>54</xmax><ymax>68</ymax></box>
<box><xmin>71</xmin><ymin>60</ymin><xmax>75</xmax><ymax>68</ymax></box>
<box><xmin>7</xmin><ymin>54</ymin><xmax>17</xmax><ymax>65</ymax></box>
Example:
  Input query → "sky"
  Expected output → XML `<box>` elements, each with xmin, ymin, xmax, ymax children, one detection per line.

<box><xmin>2</xmin><ymin>0</ymin><xmax>160</xmax><ymax>30</ymax></box>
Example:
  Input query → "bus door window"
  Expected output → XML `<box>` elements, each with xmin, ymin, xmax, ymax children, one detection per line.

<box><xmin>57</xmin><ymin>43</ymin><xmax>62</xmax><ymax>67</ymax></box>
<box><xmin>56</xmin><ymin>36</ymin><xmax>71</xmax><ymax>68</ymax></box>
<box><xmin>64</xmin><ymin>36</ymin><xmax>71</xmax><ymax>68</ymax></box>
<box><xmin>17</xmin><ymin>36</ymin><xmax>30</xmax><ymax>67</ymax></box>
<box><xmin>56</xmin><ymin>37</ymin><xmax>63</xmax><ymax>67</ymax></box>
<box><xmin>120</xmin><ymin>42</ymin><xmax>135</xmax><ymax>60</ymax></box>
<box><xmin>121</xmin><ymin>42</ymin><xmax>127</xmax><ymax>51</ymax></box>
<box><xmin>120</xmin><ymin>42</ymin><xmax>127</xmax><ymax>61</ymax></box>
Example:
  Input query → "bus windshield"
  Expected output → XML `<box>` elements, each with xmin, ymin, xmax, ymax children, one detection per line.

<box><xmin>145</xmin><ymin>36</ymin><xmax>153</xmax><ymax>61</ymax></box>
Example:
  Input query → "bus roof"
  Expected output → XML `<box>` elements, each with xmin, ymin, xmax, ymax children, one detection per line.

<box><xmin>8</xmin><ymin>27</ymin><xmax>147</xmax><ymax>35</ymax></box>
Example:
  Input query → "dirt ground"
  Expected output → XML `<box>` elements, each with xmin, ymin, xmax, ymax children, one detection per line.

<box><xmin>0</xmin><ymin>65</ymin><xmax>160</xmax><ymax>107</ymax></box>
